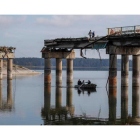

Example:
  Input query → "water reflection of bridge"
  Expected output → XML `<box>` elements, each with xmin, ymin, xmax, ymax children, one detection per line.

<box><xmin>41</xmin><ymin>84</ymin><xmax>140</xmax><ymax>125</ymax></box>
<box><xmin>0</xmin><ymin>80</ymin><xmax>14</xmax><ymax>112</ymax></box>
<box><xmin>40</xmin><ymin>25</ymin><xmax>140</xmax><ymax>125</ymax></box>
<box><xmin>41</xmin><ymin>83</ymin><xmax>74</xmax><ymax>124</ymax></box>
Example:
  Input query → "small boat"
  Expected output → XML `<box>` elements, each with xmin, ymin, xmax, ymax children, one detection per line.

<box><xmin>74</xmin><ymin>83</ymin><xmax>97</xmax><ymax>89</ymax></box>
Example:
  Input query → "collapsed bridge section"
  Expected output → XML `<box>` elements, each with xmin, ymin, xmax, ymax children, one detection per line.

<box><xmin>41</xmin><ymin>37</ymin><xmax>108</xmax><ymax>86</ymax></box>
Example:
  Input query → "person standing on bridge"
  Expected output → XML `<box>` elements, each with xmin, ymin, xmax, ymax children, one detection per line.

<box><xmin>92</xmin><ymin>31</ymin><xmax>95</xmax><ymax>38</ymax></box>
<box><xmin>88</xmin><ymin>30</ymin><xmax>92</xmax><ymax>39</ymax></box>
<box><xmin>110</xmin><ymin>29</ymin><xmax>114</xmax><ymax>35</ymax></box>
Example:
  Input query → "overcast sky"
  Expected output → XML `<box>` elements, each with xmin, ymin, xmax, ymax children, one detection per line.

<box><xmin>0</xmin><ymin>15</ymin><xmax>140</xmax><ymax>59</ymax></box>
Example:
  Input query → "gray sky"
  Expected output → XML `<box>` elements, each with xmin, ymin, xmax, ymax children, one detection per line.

<box><xmin>0</xmin><ymin>15</ymin><xmax>139</xmax><ymax>58</ymax></box>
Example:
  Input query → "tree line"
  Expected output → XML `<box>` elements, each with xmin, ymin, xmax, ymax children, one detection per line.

<box><xmin>12</xmin><ymin>57</ymin><xmax>132</xmax><ymax>69</ymax></box>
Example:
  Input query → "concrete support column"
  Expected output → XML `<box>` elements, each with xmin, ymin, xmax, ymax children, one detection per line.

<box><xmin>121</xmin><ymin>55</ymin><xmax>129</xmax><ymax>87</ymax></box>
<box><xmin>109</xmin><ymin>88</ymin><xmax>117</xmax><ymax>124</ymax></box>
<box><xmin>0</xmin><ymin>59</ymin><xmax>3</xmax><ymax>80</ymax></box>
<box><xmin>0</xmin><ymin>80</ymin><xmax>2</xmax><ymax>108</ymax></box>
<box><xmin>44</xmin><ymin>84</ymin><xmax>51</xmax><ymax>120</ymax></box>
<box><xmin>7</xmin><ymin>59</ymin><xmax>13</xmax><ymax>80</ymax></box>
<box><xmin>121</xmin><ymin>87</ymin><xmax>128</xmax><ymax>122</ymax></box>
<box><xmin>132</xmin><ymin>87</ymin><xmax>139</xmax><ymax>118</ymax></box>
<box><xmin>44</xmin><ymin>58</ymin><xmax>51</xmax><ymax>84</ymax></box>
<box><xmin>66</xmin><ymin>83</ymin><xmax>74</xmax><ymax>116</ymax></box>
<box><xmin>109</xmin><ymin>54</ymin><xmax>117</xmax><ymax>88</ymax></box>
<box><xmin>55</xmin><ymin>83</ymin><xmax>62</xmax><ymax>109</ymax></box>
<box><xmin>67</xmin><ymin>84</ymin><xmax>73</xmax><ymax>107</ymax></box>
<box><xmin>7</xmin><ymin>80</ymin><xmax>12</xmax><ymax>108</ymax></box>
<box><xmin>56</xmin><ymin>58</ymin><xmax>62</xmax><ymax>85</ymax></box>
<box><xmin>67</xmin><ymin>59</ymin><xmax>73</xmax><ymax>83</ymax></box>
<box><xmin>132</xmin><ymin>55</ymin><xmax>139</xmax><ymax>87</ymax></box>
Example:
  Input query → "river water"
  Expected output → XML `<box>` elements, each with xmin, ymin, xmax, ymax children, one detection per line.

<box><xmin>0</xmin><ymin>70</ymin><xmax>138</xmax><ymax>125</ymax></box>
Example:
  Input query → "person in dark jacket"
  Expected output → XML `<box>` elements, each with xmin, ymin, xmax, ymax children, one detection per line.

<box><xmin>78</xmin><ymin>79</ymin><xmax>82</xmax><ymax>85</ymax></box>
<box><xmin>92</xmin><ymin>31</ymin><xmax>95</xmax><ymax>38</ymax></box>
<box><xmin>88</xmin><ymin>80</ymin><xmax>91</xmax><ymax>84</ymax></box>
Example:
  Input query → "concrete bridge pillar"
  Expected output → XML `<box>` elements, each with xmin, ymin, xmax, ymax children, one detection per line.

<box><xmin>0</xmin><ymin>59</ymin><xmax>3</xmax><ymax>80</ymax></box>
<box><xmin>121</xmin><ymin>55</ymin><xmax>129</xmax><ymax>87</ymax></box>
<box><xmin>132</xmin><ymin>87</ymin><xmax>139</xmax><ymax>118</ymax></box>
<box><xmin>66</xmin><ymin>83</ymin><xmax>74</xmax><ymax>116</ymax></box>
<box><xmin>56</xmin><ymin>58</ymin><xmax>62</xmax><ymax>85</ymax></box>
<box><xmin>0</xmin><ymin>80</ymin><xmax>2</xmax><ymax>108</ymax></box>
<box><xmin>109</xmin><ymin>87</ymin><xmax>117</xmax><ymax>124</ymax></box>
<box><xmin>132</xmin><ymin>55</ymin><xmax>139</xmax><ymax>87</ymax></box>
<box><xmin>67</xmin><ymin>59</ymin><xmax>73</xmax><ymax>83</ymax></box>
<box><xmin>7</xmin><ymin>59</ymin><xmax>13</xmax><ymax>80</ymax></box>
<box><xmin>7</xmin><ymin>80</ymin><xmax>13</xmax><ymax>107</ymax></box>
<box><xmin>55</xmin><ymin>83</ymin><xmax>62</xmax><ymax>109</ymax></box>
<box><xmin>121</xmin><ymin>87</ymin><xmax>128</xmax><ymax>122</ymax></box>
<box><xmin>44</xmin><ymin>84</ymin><xmax>51</xmax><ymax>120</ymax></box>
<box><xmin>42</xmin><ymin>49</ymin><xmax>75</xmax><ymax>86</ymax></box>
<box><xmin>109</xmin><ymin>54</ymin><xmax>117</xmax><ymax>88</ymax></box>
<box><xmin>44</xmin><ymin>58</ymin><xmax>51</xmax><ymax>84</ymax></box>
<box><xmin>67</xmin><ymin>83</ymin><xmax>73</xmax><ymax>107</ymax></box>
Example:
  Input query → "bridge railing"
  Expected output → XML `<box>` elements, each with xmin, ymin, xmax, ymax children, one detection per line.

<box><xmin>107</xmin><ymin>25</ymin><xmax>140</xmax><ymax>35</ymax></box>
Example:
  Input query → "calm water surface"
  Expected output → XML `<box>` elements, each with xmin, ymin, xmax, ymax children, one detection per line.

<box><xmin>0</xmin><ymin>70</ymin><xmax>138</xmax><ymax>125</ymax></box>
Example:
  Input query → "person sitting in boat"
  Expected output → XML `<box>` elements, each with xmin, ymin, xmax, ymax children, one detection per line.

<box><xmin>82</xmin><ymin>80</ymin><xmax>85</xmax><ymax>85</ymax></box>
<box><xmin>88</xmin><ymin>80</ymin><xmax>91</xmax><ymax>84</ymax></box>
<box><xmin>78</xmin><ymin>79</ymin><xmax>82</xmax><ymax>85</ymax></box>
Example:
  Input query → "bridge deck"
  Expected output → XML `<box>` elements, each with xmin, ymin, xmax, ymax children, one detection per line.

<box><xmin>43</xmin><ymin>33</ymin><xmax>140</xmax><ymax>51</ymax></box>
<box><xmin>44</xmin><ymin>37</ymin><xmax>108</xmax><ymax>50</ymax></box>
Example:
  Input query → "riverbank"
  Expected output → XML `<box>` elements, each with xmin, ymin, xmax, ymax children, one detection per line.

<box><xmin>3</xmin><ymin>61</ymin><xmax>41</xmax><ymax>75</ymax></box>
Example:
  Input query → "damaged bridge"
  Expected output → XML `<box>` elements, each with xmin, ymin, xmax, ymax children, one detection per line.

<box><xmin>41</xmin><ymin>25</ymin><xmax>140</xmax><ymax>123</ymax></box>
<box><xmin>41</xmin><ymin>25</ymin><xmax>140</xmax><ymax>89</ymax></box>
